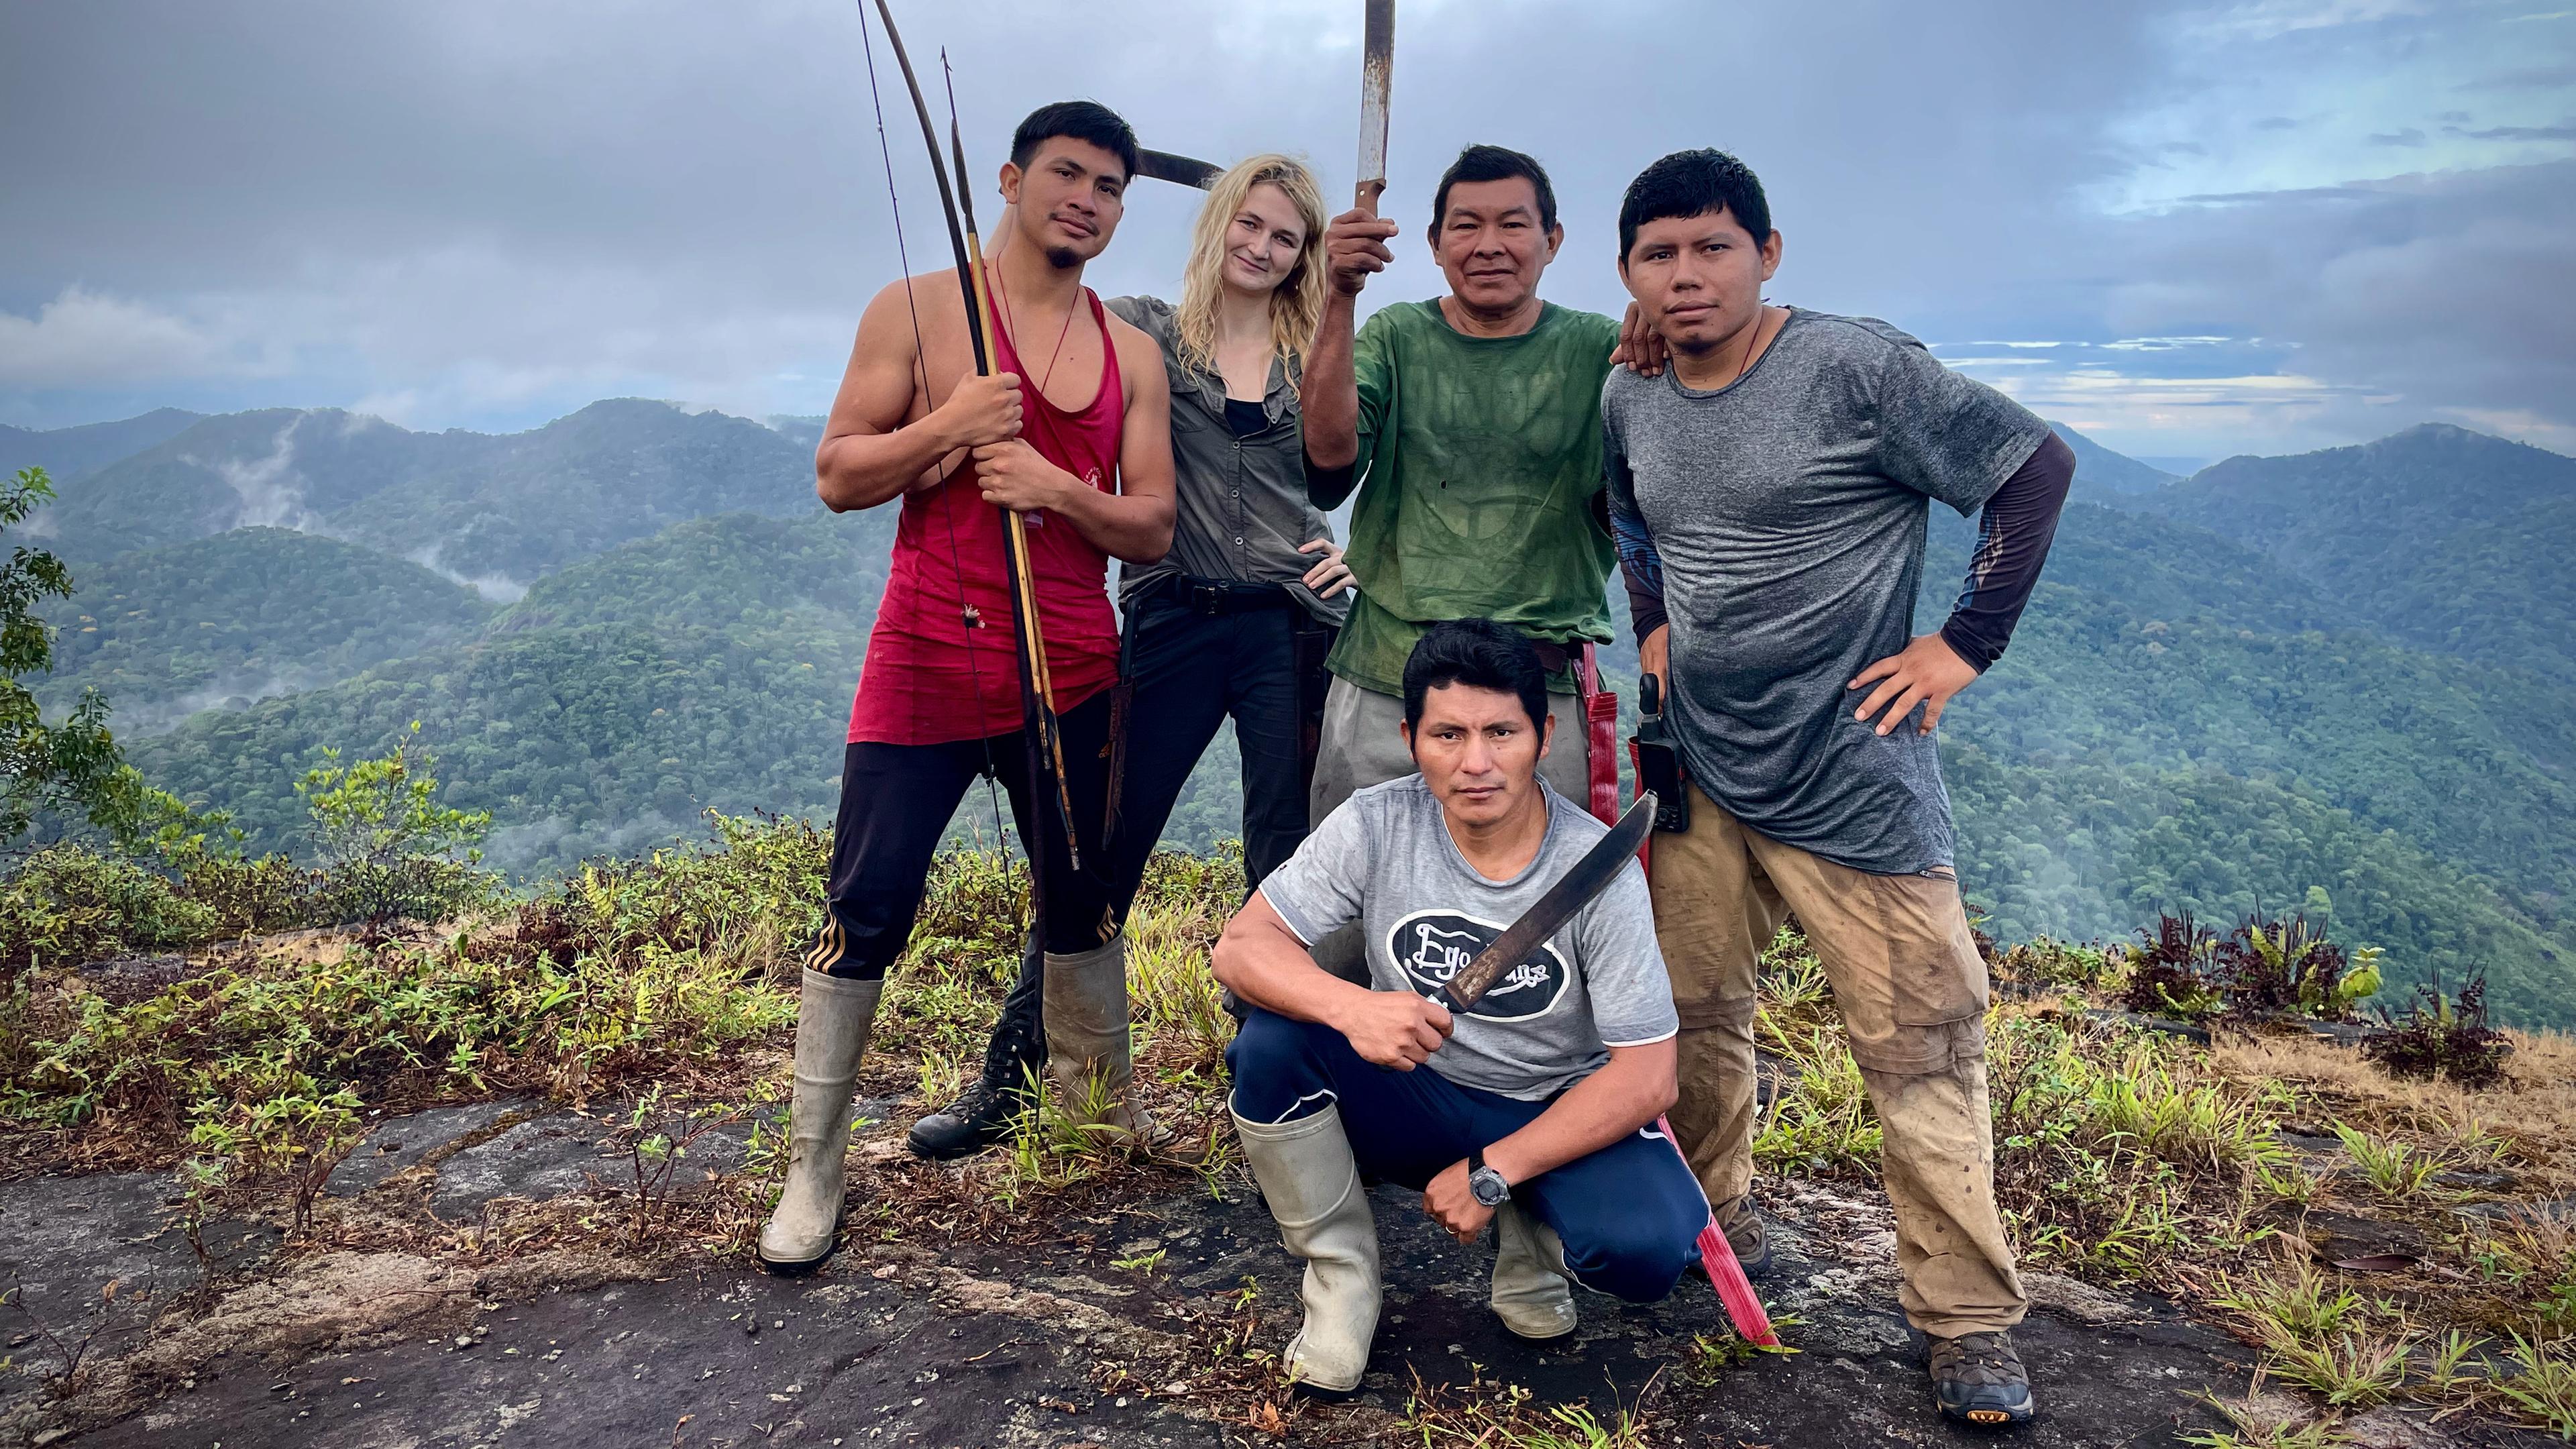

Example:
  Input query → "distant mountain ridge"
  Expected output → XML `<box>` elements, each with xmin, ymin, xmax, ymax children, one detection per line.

<box><xmin>2049</xmin><ymin>421</ymin><xmax>2178</xmax><ymax>496</ymax></box>
<box><xmin>30</xmin><ymin>399</ymin><xmax>822</xmax><ymax>586</ymax></box>
<box><xmin>2106</xmin><ymin>423</ymin><xmax>2576</xmax><ymax>684</ymax></box>
<box><xmin>1</xmin><ymin>408</ymin><xmax>204</xmax><ymax>483</ymax></box>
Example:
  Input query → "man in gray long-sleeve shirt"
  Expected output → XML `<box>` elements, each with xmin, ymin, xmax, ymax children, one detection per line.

<box><xmin>1605</xmin><ymin>148</ymin><xmax>2073</xmax><ymax>1429</ymax></box>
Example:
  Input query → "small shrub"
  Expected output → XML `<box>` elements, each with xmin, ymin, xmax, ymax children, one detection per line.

<box><xmin>1995</xmin><ymin>938</ymin><xmax>2116</xmax><ymax>994</ymax></box>
<box><xmin>2215</xmin><ymin>913</ymin><xmax>2380</xmax><ymax>1021</ymax></box>
<box><xmin>2121</xmin><ymin>912</ymin><xmax>2224</xmax><ymax>1019</ymax></box>
<box><xmin>298</xmin><ymin>724</ymin><xmax>498</xmax><ymax>932</ymax></box>
<box><xmin>2365</xmin><ymin>974</ymin><xmax>2512</xmax><ymax>1089</ymax></box>
<box><xmin>0</xmin><ymin>845</ymin><xmax>213</xmax><ymax>973</ymax></box>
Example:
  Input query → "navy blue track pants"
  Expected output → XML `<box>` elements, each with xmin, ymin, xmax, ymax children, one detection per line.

<box><xmin>1226</xmin><ymin>1008</ymin><xmax>1708</xmax><ymax>1305</ymax></box>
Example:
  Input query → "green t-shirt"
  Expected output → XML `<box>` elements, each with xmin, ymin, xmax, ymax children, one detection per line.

<box><xmin>1321</xmin><ymin>300</ymin><xmax>1621</xmax><ymax>695</ymax></box>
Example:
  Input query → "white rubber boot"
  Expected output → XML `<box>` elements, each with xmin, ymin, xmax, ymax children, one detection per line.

<box><xmin>755</xmin><ymin>970</ymin><xmax>882</xmax><ymax>1273</ymax></box>
<box><xmin>1489</xmin><ymin>1201</ymin><xmax>1577</xmax><ymax>1339</ymax></box>
<box><xmin>1233</xmin><ymin>1106</ymin><xmax>1381</xmax><ymax>1395</ymax></box>
<box><xmin>1042</xmin><ymin>936</ymin><xmax>1167</xmax><ymax>1146</ymax></box>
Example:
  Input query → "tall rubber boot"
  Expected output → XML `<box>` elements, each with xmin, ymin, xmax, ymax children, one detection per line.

<box><xmin>906</xmin><ymin>932</ymin><xmax>1046</xmax><ymax>1160</ymax></box>
<box><xmin>1489</xmin><ymin>1201</ymin><xmax>1577</xmax><ymax>1339</ymax></box>
<box><xmin>1042</xmin><ymin>935</ymin><xmax>1167</xmax><ymax>1145</ymax></box>
<box><xmin>1233</xmin><ymin>1106</ymin><xmax>1381</xmax><ymax>1395</ymax></box>
<box><xmin>755</xmin><ymin>969</ymin><xmax>883</xmax><ymax>1274</ymax></box>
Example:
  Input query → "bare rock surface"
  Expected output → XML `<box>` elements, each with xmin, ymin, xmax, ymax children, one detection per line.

<box><xmin>0</xmin><ymin>1099</ymin><xmax>2415</xmax><ymax>1448</ymax></box>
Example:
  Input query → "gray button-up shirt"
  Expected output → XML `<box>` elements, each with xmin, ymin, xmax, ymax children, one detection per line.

<box><xmin>1106</xmin><ymin>295</ymin><xmax>1347</xmax><ymax>625</ymax></box>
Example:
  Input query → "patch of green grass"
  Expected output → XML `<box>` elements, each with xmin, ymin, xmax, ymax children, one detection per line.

<box><xmin>2487</xmin><ymin>1332</ymin><xmax>2576</xmax><ymax>1438</ymax></box>
<box><xmin>1751</xmin><ymin>1027</ymin><xmax>1880</xmax><ymax>1175</ymax></box>
<box><xmin>2252</xmin><ymin>1318</ymin><xmax>2416</xmax><ymax>1408</ymax></box>
<box><xmin>2328</xmin><ymin>1121</ymin><xmax>2445</xmax><ymax>1199</ymax></box>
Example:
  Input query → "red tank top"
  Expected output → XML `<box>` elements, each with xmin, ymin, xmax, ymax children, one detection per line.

<box><xmin>847</xmin><ymin>283</ymin><xmax>1124</xmax><ymax>746</ymax></box>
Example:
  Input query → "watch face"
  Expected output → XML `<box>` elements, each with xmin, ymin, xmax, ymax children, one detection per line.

<box><xmin>1470</xmin><ymin>1169</ymin><xmax>1510</xmax><ymax>1206</ymax></box>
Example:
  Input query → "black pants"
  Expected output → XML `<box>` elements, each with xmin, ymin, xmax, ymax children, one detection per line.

<box><xmin>810</xmin><ymin>690</ymin><xmax>1116</xmax><ymax>981</ymax></box>
<box><xmin>1106</xmin><ymin>596</ymin><xmax>1335</xmax><ymax>918</ymax></box>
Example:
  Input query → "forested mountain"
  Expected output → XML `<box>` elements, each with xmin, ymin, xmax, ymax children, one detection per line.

<box><xmin>32</xmin><ymin>399</ymin><xmax>818</xmax><ymax>586</ymax></box>
<box><xmin>25</xmin><ymin>400</ymin><xmax>2575</xmax><ymax>1022</ymax></box>
<box><xmin>2106</xmin><ymin>424</ymin><xmax>2576</xmax><ymax>683</ymax></box>
<box><xmin>2049</xmin><ymin>422</ymin><xmax>2176</xmax><ymax>496</ymax></box>
<box><xmin>127</xmin><ymin>511</ymin><xmax>893</xmax><ymax>871</ymax></box>
<box><xmin>1919</xmin><ymin>497</ymin><xmax>2576</xmax><ymax>1024</ymax></box>
<box><xmin>37</xmin><ymin>527</ymin><xmax>492</xmax><ymax>731</ymax></box>
<box><xmin>1</xmin><ymin>409</ymin><xmax>203</xmax><ymax>482</ymax></box>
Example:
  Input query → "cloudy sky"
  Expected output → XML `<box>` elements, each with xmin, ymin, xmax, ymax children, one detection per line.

<box><xmin>3</xmin><ymin>0</ymin><xmax>2570</xmax><ymax>462</ymax></box>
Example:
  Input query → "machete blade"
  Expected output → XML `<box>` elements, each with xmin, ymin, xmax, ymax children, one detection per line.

<box><xmin>1136</xmin><ymin>148</ymin><xmax>1222</xmax><ymax>190</ymax></box>
<box><xmin>1438</xmin><ymin>792</ymin><xmax>1656</xmax><ymax>1014</ymax></box>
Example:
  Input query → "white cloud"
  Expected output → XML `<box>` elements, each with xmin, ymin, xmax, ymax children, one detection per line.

<box><xmin>0</xmin><ymin>286</ymin><xmax>237</xmax><ymax>385</ymax></box>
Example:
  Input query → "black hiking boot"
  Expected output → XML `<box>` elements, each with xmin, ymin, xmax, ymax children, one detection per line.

<box><xmin>906</xmin><ymin>936</ymin><xmax>1045</xmax><ymax>1160</ymax></box>
<box><xmin>1927</xmin><ymin>1330</ymin><xmax>2035</xmax><ymax>1428</ymax></box>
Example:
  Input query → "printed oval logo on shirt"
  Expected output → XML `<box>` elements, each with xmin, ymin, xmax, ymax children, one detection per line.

<box><xmin>1385</xmin><ymin>910</ymin><xmax>1568</xmax><ymax>1022</ymax></box>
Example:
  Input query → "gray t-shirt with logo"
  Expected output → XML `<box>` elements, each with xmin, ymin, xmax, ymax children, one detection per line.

<box><xmin>1602</xmin><ymin>309</ymin><xmax>2051</xmax><ymax>875</ymax></box>
<box><xmin>1257</xmin><ymin>775</ymin><xmax>1678</xmax><ymax>1101</ymax></box>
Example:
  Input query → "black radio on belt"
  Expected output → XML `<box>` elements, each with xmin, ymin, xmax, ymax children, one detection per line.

<box><xmin>1632</xmin><ymin>674</ymin><xmax>1690</xmax><ymax>833</ymax></box>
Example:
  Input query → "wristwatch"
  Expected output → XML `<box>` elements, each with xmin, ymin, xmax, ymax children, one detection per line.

<box><xmin>1466</xmin><ymin>1146</ymin><xmax>1511</xmax><ymax>1207</ymax></box>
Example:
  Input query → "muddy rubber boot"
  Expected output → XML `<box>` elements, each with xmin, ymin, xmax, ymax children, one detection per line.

<box><xmin>1713</xmin><ymin>1193</ymin><xmax>1774</xmax><ymax>1281</ymax></box>
<box><xmin>1928</xmin><ymin>1330</ymin><xmax>2036</xmax><ymax>1427</ymax></box>
<box><xmin>1042</xmin><ymin>936</ymin><xmax>1168</xmax><ymax>1147</ymax></box>
<box><xmin>755</xmin><ymin>970</ymin><xmax>883</xmax><ymax>1274</ymax></box>
<box><xmin>1233</xmin><ymin>1106</ymin><xmax>1381</xmax><ymax>1396</ymax></box>
<box><xmin>1489</xmin><ymin>1201</ymin><xmax>1577</xmax><ymax>1340</ymax></box>
<box><xmin>906</xmin><ymin>934</ymin><xmax>1045</xmax><ymax>1161</ymax></box>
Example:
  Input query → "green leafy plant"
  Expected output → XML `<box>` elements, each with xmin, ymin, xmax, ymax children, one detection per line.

<box><xmin>0</xmin><ymin>467</ymin><xmax>159</xmax><ymax>851</ymax></box>
<box><xmin>2217</xmin><ymin>913</ymin><xmax>2380</xmax><ymax>1020</ymax></box>
<box><xmin>2121</xmin><ymin>912</ymin><xmax>2225</xmax><ymax>1019</ymax></box>
<box><xmin>297</xmin><ymin>722</ymin><xmax>497</xmax><ymax>932</ymax></box>
<box><xmin>2365</xmin><ymin>973</ymin><xmax>2513</xmax><ymax>1089</ymax></box>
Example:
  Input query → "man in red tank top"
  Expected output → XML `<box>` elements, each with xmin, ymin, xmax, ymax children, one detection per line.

<box><xmin>757</xmin><ymin>102</ymin><xmax>1176</xmax><ymax>1275</ymax></box>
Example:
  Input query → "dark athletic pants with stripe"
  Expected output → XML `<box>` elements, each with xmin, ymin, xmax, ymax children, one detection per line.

<box><xmin>1226</xmin><ymin>1007</ymin><xmax>1707</xmax><ymax>1305</ymax></box>
<box><xmin>808</xmin><ymin>691</ymin><xmax>1116</xmax><ymax>981</ymax></box>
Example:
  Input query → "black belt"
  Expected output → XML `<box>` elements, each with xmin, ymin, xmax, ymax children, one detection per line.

<box><xmin>1144</xmin><ymin>574</ymin><xmax>1299</xmax><ymax>616</ymax></box>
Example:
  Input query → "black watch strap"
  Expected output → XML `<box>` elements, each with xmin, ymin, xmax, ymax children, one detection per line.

<box><xmin>1468</xmin><ymin>1146</ymin><xmax>1485</xmax><ymax>1173</ymax></box>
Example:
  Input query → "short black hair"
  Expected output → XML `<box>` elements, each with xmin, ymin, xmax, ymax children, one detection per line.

<box><xmin>1617</xmin><ymin>148</ymin><xmax>1772</xmax><ymax>263</ymax></box>
<box><xmin>1010</xmin><ymin>100</ymin><xmax>1138</xmax><ymax>184</ymax></box>
<box><xmin>1402</xmin><ymin>618</ymin><xmax>1550</xmax><ymax>738</ymax></box>
<box><xmin>1431</xmin><ymin>144</ymin><xmax>1558</xmax><ymax>236</ymax></box>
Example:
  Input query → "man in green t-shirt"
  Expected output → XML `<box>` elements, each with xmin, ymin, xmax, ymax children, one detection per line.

<box><xmin>1303</xmin><ymin>144</ymin><xmax>1620</xmax><ymax>839</ymax></box>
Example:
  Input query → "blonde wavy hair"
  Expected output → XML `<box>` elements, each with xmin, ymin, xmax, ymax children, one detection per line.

<box><xmin>1172</xmin><ymin>154</ymin><xmax>1329</xmax><ymax>394</ymax></box>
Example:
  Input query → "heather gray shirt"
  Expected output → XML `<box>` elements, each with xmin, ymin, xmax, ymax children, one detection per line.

<box><xmin>1258</xmin><ymin>775</ymin><xmax>1677</xmax><ymax>1100</ymax></box>
<box><xmin>1602</xmin><ymin>309</ymin><xmax>2050</xmax><ymax>874</ymax></box>
<box><xmin>1105</xmin><ymin>296</ymin><xmax>1347</xmax><ymax>625</ymax></box>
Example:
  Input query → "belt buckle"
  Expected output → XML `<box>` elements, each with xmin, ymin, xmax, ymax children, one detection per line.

<box><xmin>1190</xmin><ymin>582</ymin><xmax>1225</xmax><ymax>615</ymax></box>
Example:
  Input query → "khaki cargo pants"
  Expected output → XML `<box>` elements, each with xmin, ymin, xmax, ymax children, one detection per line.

<box><xmin>1653</xmin><ymin>782</ymin><xmax>2026</xmax><ymax>1338</ymax></box>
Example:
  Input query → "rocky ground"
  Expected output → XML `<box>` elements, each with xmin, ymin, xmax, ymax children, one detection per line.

<box><xmin>8</xmin><ymin>1095</ymin><xmax>2544</xmax><ymax>1449</ymax></box>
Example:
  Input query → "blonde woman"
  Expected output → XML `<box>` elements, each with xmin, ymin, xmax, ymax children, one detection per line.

<box><xmin>908</xmin><ymin>154</ymin><xmax>1352</xmax><ymax>1159</ymax></box>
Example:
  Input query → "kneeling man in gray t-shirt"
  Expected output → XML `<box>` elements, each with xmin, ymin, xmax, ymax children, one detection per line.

<box><xmin>1212</xmin><ymin>618</ymin><xmax>1710</xmax><ymax>1397</ymax></box>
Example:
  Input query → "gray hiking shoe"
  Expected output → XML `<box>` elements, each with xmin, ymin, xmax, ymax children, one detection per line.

<box><xmin>1927</xmin><ymin>1331</ymin><xmax>2035</xmax><ymax>1427</ymax></box>
<box><xmin>1713</xmin><ymin>1194</ymin><xmax>1772</xmax><ymax>1281</ymax></box>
